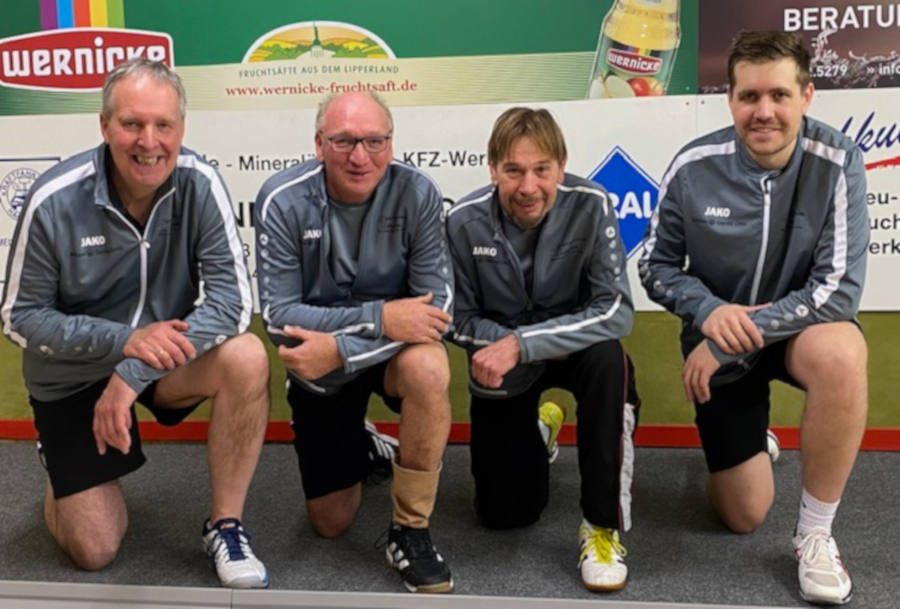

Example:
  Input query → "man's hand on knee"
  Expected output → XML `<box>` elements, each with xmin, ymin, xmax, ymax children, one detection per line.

<box><xmin>382</xmin><ymin>293</ymin><xmax>451</xmax><ymax>343</ymax></box>
<box><xmin>701</xmin><ymin>303</ymin><xmax>769</xmax><ymax>355</ymax></box>
<box><xmin>278</xmin><ymin>326</ymin><xmax>342</xmax><ymax>380</ymax></box>
<box><xmin>471</xmin><ymin>334</ymin><xmax>520</xmax><ymax>389</ymax></box>
<box><xmin>682</xmin><ymin>341</ymin><xmax>720</xmax><ymax>404</ymax></box>
<box><xmin>124</xmin><ymin>319</ymin><xmax>196</xmax><ymax>371</ymax></box>
<box><xmin>92</xmin><ymin>374</ymin><xmax>137</xmax><ymax>455</ymax></box>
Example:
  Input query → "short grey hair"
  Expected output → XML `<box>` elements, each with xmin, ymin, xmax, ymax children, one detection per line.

<box><xmin>101</xmin><ymin>57</ymin><xmax>186</xmax><ymax>119</ymax></box>
<box><xmin>315</xmin><ymin>91</ymin><xmax>394</xmax><ymax>133</ymax></box>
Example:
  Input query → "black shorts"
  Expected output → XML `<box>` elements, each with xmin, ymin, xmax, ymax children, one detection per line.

<box><xmin>695</xmin><ymin>341</ymin><xmax>800</xmax><ymax>473</ymax></box>
<box><xmin>287</xmin><ymin>363</ymin><xmax>401</xmax><ymax>500</ymax></box>
<box><xmin>30</xmin><ymin>377</ymin><xmax>200</xmax><ymax>499</ymax></box>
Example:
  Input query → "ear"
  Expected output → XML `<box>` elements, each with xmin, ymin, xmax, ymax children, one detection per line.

<box><xmin>99</xmin><ymin>113</ymin><xmax>110</xmax><ymax>143</ymax></box>
<box><xmin>558</xmin><ymin>158</ymin><xmax>567</xmax><ymax>182</ymax></box>
<box><xmin>314</xmin><ymin>131</ymin><xmax>325</xmax><ymax>162</ymax></box>
<box><xmin>488</xmin><ymin>163</ymin><xmax>498</xmax><ymax>184</ymax></box>
<box><xmin>801</xmin><ymin>81</ymin><xmax>815</xmax><ymax>114</ymax></box>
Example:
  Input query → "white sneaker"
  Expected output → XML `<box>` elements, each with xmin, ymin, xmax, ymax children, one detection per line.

<box><xmin>578</xmin><ymin>519</ymin><xmax>627</xmax><ymax>591</ymax></box>
<box><xmin>203</xmin><ymin>518</ymin><xmax>269</xmax><ymax>588</ymax></box>
<box><xmin>792</xmin><ymin>529</ymin><xmax>852</xmax><ymax>605</ymax></box>
<box><xmin>766</xmin><ymin>428</ymin><xmax>781</xmax><ymax>462</ymax></box>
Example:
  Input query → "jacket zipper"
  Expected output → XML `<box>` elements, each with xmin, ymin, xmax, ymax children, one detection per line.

<box><xmin>749</xmin><ymin>177</ymin><xmax>772</xmax><ymax>305</ymax></box>
<box><xmin>106</xmin><ymin>199</ymin><xmax>165</xmax><ymax>328</ymax></box>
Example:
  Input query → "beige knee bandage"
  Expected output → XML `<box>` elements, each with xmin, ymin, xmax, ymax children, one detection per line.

<box><xmin>390</xmin><ymin>460</ymin><xmax>442</xmax><ymax>528</ymax></box>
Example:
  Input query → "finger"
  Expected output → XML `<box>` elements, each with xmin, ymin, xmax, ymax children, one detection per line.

<box><xmin>712</xmin><ymin>333</ymin><xmax>735</xmax><ymax>355</ymax></box>
<box><xmin>417</xmin><ymin>292</ymin><xmax>434</xmax><ymax>304</ymax></box>
<box><xmin>682</xmin><ymin>365</ymin><xmax>695</xmax><ymax>403</ymax></box>
<box><xmin>425</xmin><ymin>306</ymin><xmax>452</xmax><ymax>323</ymax></box>
<box><xmin>156</xmin><ymin>348</ymin><xmax>176</xmax><ymax>370</ymax></box>
<box><xmin>168</xmin><ymin>319</ymin><xmax>190</xmax><ymax>331</ymax></box>
<box><xmin>277</xmin><ymin>344</ymin><xmax>296</xmax><ymax>364</ymax></box>
<box><xmin>746</xmin><ymin>303</ymin><xmax>772</xmax><ymax>311</ymax></box>
<box><xmin>721</xmin><ymin>327</ymin><xmax>750</xmax><ymax>354</ymax></box>
<box><xmin>697</xmin><ymin>367</ymin><xmax>713</xmax><ymax>404</ymax></box>
<box><xmin>170</xmin><ymin>332</ymin><xmax>196</xmax><ymax>360</ymax></box>
<box><xmin>92</xmin><ymin>412</ymin><xmax>107</xmax><ymax>455</ymax></box>
<box><xmin>739</xmin><ymin>317</ymin><xmax>765</xmax><ymax>349</ymax></box>
<box><xmin>115</xmin><ymin>406</ymin><xmax>132</xmax><ymax>455</ymax></box>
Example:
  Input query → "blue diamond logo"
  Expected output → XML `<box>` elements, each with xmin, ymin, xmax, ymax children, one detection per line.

<box><xmin>588</xmin><ymin>146</ymin><xmax>659</xmax><ymax>259</ymax></box>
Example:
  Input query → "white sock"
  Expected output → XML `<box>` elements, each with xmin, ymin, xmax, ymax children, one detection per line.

<box><xmin>796</xmin><ymin>488</ymin><xmax>839</xmax><ymax>538</ymax></box>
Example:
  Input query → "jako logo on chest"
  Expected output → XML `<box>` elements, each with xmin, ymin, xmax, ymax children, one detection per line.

<box><xmin>302</xmin><ymin>228</ymin><xmax>322</xmax><ymax>241</ymax></box>
<box><xmin>703</xmin><ymin>206</ymin><xmax>731</xmax><ymax>218</ymax></box>
<box><xmin>472</xmin><ymin>245</ymin><xmax>497</xmax><ymax>257</ymax></box>
<box><xmin>80</xmin><ymin>235</ymin><xmax>106</xmax><ymax>247</ymax></box>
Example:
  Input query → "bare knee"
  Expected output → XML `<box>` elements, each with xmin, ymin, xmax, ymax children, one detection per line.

<box><xmin>391</xmin><ymin>344</ymin><xmax>450</xmax><ymax>399</ymax></box>
<box><xmin>218</xmin><ymin>333</ymin><xmax>270</xmax><ymax>392</ymax></box>
<box><xmin>66</xmin><ymin>534</ymin><xmax>122</xmax><ymax>571</ymax></box>
<box><xmin>788</xmin><ymin>323</ymin><xmax>867</xmax><ymax>384</ymax></box>
<box><xmin>707</xmin><ymin>453</ymin><xmax>774</xmax><ymax>534</ymax></box>
<box><xmin>714</xmin><ymin>498</ymin><xmax>772</xmax><ymax>534</ymax></box>
<box><xmin>306</xmin><ymin>486</ymin><xmax>360</xmax><ymax>539</ymax></box>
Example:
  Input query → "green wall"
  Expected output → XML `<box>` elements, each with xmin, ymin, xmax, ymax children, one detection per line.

<box><xmin>1</xmin><ymin>311</ymin><xmax>896</xmax><ymax>430</ymax></box>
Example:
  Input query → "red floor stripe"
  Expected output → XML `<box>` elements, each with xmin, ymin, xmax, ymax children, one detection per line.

<box><xmin>2</xmin><ymin>420</ymin><xmax>898</xmax><ymax>451</ymax></box>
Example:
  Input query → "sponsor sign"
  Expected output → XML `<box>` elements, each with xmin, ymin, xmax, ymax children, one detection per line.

<box><xmin>699</xmin><ymin>0</ymin><xmax>900</xmax><ymax>92</ymax></box>
<box><xmin>243</xmin><ymin>21</ymin><xmax>395</xmax><ymax>62</ymax></box>
<box><xmin>0</xmin><ymin>28</ymin><xmax>173</xmax><ymax>91</ymax></box>
<box><xmin>588</xmin><ymin>146</ymin><xmax>659</xmax><ymax>258</ymax></box>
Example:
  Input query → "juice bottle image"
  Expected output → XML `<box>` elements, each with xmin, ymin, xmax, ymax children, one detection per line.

<box><xmin>587</xmin><ymin>0</ymin><xmax>681</xmax><ymax>98</ymax></box>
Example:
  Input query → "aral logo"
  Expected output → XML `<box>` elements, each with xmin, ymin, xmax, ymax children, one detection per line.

<box><xmin>0</xmin><ymin>167</ymin><xmax>39</xmax><ymax>220</ymax></box>
<box><xmin>243</xmin><ymin>21</ymin><xmax>395</xmax><ymax>62</ymax></box>
<box><xmin>588</xmin><ymin>146</ymin><xmax>660</xmax><ymax>258</ymax></box>
<box><xmin>0</xmin><ymin>29</ymin><xmax>173</xmax><ymax>91</ymax></box>
<box><xmin>606</xmin><ymin>49</ymin><xmax>661</xmax><ymax>76</ymax></box>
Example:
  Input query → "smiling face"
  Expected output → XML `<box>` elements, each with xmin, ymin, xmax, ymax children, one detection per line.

<box><xmin>315</xmin><ymin>92</ymin><xmax>393</xmax><ymax>204</ymax></box>
<box><xmin>728</xmin><ymin>57</ymin><xmax>814</xmax><ymax>170</ymax></box>
<box><xmin>100</xmin><ymin>74</ymin><xmax>184</xmax><ymax>206</ymax></box>
<box><xmin>490</xmin><ymin>135</ymin><xmax>566</xmax><ymax>229</ymax></box>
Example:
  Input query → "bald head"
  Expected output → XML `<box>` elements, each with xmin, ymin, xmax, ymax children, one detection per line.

<box><xmin>315</xmin><ymin>92</ymin><xmax>393</xmax><ymax>133</ymax></box>
<box><xmin>314</xmin><ymin>92</ymin><xmax>395</xmax><ymax>204</ymax></box>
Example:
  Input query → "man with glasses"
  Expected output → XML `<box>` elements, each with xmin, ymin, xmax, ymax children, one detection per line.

<box><xmin>254</xmin><ymin>91</ymin><xmax>455</xmax><ymax>593</ymax></box>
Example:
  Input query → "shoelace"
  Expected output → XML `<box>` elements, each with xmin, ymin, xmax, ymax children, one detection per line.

<box><xmin>799</xmin><ymin>532</ymin><xmax>841</xmax><ymax>572</ymax></box>
<box><xmin>213</xmin><ymin>525</ymin><xmax>251</xmax><ymax>562</ymax></box>
<box><xmin>581</xmin><ymin>527</ymin><xmax>627</xmax><ymax>565</ymax></box>
<box><xmin>375</xmin><ymin>526</ymin><xmax>435</xmax><ymax>560</ymax></box>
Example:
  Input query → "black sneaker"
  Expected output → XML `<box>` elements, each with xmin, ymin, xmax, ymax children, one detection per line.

<box><xmin>383</xmin><ymin>523</ymin><xmax>454</xmax><ymax>593</ymax></box>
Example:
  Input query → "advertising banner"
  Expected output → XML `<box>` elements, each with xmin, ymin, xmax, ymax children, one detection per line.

<box><xmin>0</xmin><ymin>96</ymin><xmax>697</xmax><ymax>310</ymax></box>
<box><xmin>3</xmin><ymin>89</ymin><xmax>896</xmax><ymax>310</ymax></box>
<box><xmin>0</xmin><ymin>0</ymin><xmax>699</xmax><ymax>114</ymax></box>
<box><xmin>699</xmin><ymin>0</ymin><xmax>900</xmax><ymax>92</ymax></box>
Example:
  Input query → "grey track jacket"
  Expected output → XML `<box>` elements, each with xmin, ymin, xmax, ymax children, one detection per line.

<box><xmin>1</xmin><ymin>144</ymin><xmax>253</xmax><ymax>401</ymax></box>
<box><xmin>254</xmin><ymin>159</ymin><xmax>453</xmax><ymax>395</ymax></box>
<box><xmin>639</xmin><ymin>116</ymin><xmax>868</xmax><ymax>380</ymax></box>
<box><xmin>447</xmin><ymin>174</ymin><xmax>634</xmax><ymax>398</ymax></box>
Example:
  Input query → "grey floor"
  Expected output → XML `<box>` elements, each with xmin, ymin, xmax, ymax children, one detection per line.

<box><xmin>0</xmin><ymin>441</ymin><xmax>897</xmax><ymax>608</ymax></box>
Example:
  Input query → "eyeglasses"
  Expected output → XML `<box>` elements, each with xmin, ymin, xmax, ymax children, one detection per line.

<box><xmin>325</xmin><ymin>133</ymin><xmax>392</xmax><ymax>153</ymax></box>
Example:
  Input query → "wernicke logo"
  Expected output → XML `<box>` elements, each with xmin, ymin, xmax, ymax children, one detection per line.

<box><xmin>0</xmin><ymin>28</ymin><xmax>173</xmax><ymax>92</ymax></box>
<box><xmin>606</xmin><ymin>49</ymin><xmax>661</xmax><ymax>76</ymax></box>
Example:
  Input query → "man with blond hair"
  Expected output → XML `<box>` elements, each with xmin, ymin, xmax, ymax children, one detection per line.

<box><xmin>448</xmin><ymin>107</ymin><xmax>640</xmax><ymax>592</ymax></box>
